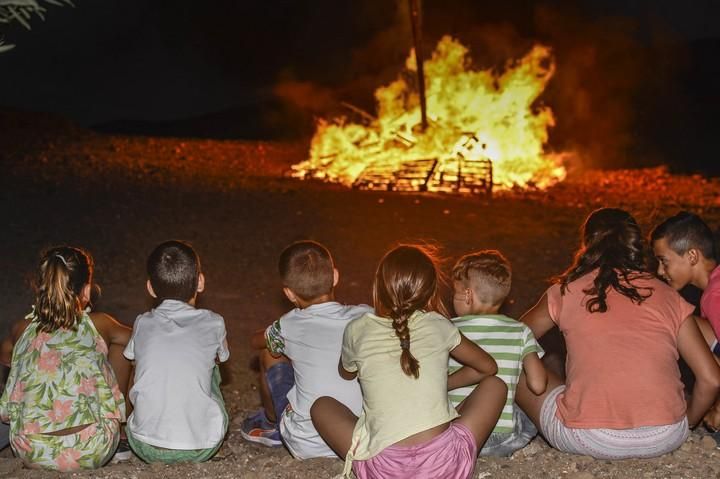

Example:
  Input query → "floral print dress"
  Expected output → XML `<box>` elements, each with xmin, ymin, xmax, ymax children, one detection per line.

<box><xmin>0</xmin><ymin>310</ymin><xmax>125</xmax><ymax>471</ymax></box>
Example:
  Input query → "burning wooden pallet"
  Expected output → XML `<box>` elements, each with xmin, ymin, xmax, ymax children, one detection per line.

<box><xmin>352</xmin><ymin>156</ymin><xmax>493</xmax><ymax>196</ymax></box>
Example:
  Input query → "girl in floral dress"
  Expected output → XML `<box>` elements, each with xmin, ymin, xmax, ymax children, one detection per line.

<box><xmin>0</xmin><ymin>246</ymin><xmax>126</xmax><ymax>470</ymax></box>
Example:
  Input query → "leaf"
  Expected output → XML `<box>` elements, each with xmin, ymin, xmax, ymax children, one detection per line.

<box><xmin>0</xmin><ymin>42</ymin><xmax>15</xmax><ymax>53</ymax></box>
<box><xmin>0</xmin><ymin>1</ymin><xmax>41</xmax><ymax>7</ymax></box>
<box><xmin>7</xmin><ymin>5</ymin><xmax>31</xmax><ymax>29</ymax></box>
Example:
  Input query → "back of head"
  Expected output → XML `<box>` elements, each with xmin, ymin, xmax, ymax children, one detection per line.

<box><xmin>373</xmin><ymin>244</ymin><xmax>447</xmax><ymax>379</ymax></box>
<box><xmin>650</xmin><ymin>211</ymin><xmax>717</xmax><ymax>261</ymax></box>
<box><xmin>34</xmin><ymin>246</ymin><xmax>93</xmax><ymax>333</ymax></box>
<box><xmin>278</xmin><ymin>240</ymin><xmax>334</xmax><ymax>302</ymax></box>
<box><xmin>560</xmin><ymin>208</ymin><xmax>651</xmax><ymax>312</ymax></box>
<box><xmin>147</xmin><ymin>240</ymin><xmax>201</xmax><ymax>302</ymax></box>
<box><xmin>452</xmin><ymin>250</ymin><xmax>511</xmax><ymax>308</ymax></box>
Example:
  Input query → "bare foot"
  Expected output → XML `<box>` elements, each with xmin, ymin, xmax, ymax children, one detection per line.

<box><xmin>703</xmin><ymin>403</ymin><xmax>720</xmax><ymax>431</ymax></box>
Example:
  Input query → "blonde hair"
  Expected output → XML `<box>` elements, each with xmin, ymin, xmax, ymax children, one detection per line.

<box><xmin>452</xmin><ymin>250</ymin><xmax>511</xmax><ymax>307</ymax></box>
<box><xmin>34</xmin><ymin>246</ymin><xmax>93</xmax><ymax>332</ymax></box>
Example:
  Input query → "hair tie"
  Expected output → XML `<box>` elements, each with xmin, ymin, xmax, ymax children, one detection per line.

<box><xmin>55</xmin><ymin>254</ymin><xmax>69</xmax><ymax>267</ymax></box>
<box><xmin>400</xmin><ymin>339</ymin><xmax>410</xmax><ymax>349</ymax></box>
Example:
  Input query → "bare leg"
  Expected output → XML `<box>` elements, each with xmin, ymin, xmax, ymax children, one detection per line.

<box><xmin>310</xmin><ymin>397</ymin><xmax>358</xmax><ymax>459</ymax></box>
<box><xmin>258</xmin><ymin>349</ymin><xmax>290</xmax><ymax>422</ymax></box>
<box><xmin>695</xmin><ymin>317</ymin><xmax>720</xmax><ymax>362</ymax></box>
<box><xmin>455</xmin><ymin>375</ymin><xmax>507</xmax><ymax>447</ymax></box>
<box><xmin>694</xmin><ymin>316</ymin><xmax>720</xmax><ymax>429</ymax></box>
<box><xmin>515</xmin><ymin>369</ymin><xmax>564</xmax><ymax>430</ymax></box>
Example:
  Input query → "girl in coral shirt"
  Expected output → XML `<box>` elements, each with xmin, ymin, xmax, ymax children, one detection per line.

<box><xmin>517</xmin><ymin>208</ymin><xmax>720</xmax><ymax>459</ymax></box>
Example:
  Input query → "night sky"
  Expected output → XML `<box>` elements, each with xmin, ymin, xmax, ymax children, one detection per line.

<box><xmin>1</xmin><ymin>0</ymin><xmax>718</xmax><ymax>170</ymax></box>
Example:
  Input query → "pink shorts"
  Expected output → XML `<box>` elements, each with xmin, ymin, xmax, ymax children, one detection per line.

<box><xmin>352</xmin><ymin>422</ymin><xmax>478</xmax><ymax>479</ymax></box>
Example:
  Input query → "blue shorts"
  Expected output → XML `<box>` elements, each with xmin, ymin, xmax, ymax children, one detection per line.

<box><xmin>712</xmin><ymin>340</ymin><xmax>720</xmax><ymax>357</ymax></box>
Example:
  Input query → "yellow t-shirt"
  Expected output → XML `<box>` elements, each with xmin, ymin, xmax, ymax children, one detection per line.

<box><xmin>341</xmin><ymin>310</ymin><xmax>461</xmax><ymax>472</ymax></box>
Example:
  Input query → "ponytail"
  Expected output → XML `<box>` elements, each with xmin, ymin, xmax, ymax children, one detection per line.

<box><xmin>34</xmin><ymin>247</ymin><xmax>93</xmax><ymax>332</ymax></box>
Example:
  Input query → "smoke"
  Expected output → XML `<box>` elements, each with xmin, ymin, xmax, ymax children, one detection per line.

<box><xmin>274</xmin><ymin>1</ymin><xmax>688</xmax><ymax>170</ymax></box>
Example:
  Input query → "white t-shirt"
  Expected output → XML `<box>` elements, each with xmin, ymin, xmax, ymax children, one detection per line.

<box><xmin>124</xmin><ymin>299</ymin><xmax>230</xmax><ymax>449</ymax></box>
<box><xmin>264</xmin><ymin>302</ymin><xmax>371</xmax><ymax>418</ymax></box>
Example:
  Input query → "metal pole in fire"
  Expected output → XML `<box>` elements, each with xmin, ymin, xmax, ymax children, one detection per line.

<box><xmin>408</xmin><ymin>0</ymin><xmax>428</xmax><ymax>132</ymax></box>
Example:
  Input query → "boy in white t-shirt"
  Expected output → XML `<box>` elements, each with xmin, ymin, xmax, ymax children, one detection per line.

<box><xmin>240</xmin><ymin>240</ymin><xmax>370</xmax><ymax>459</ymax></box>
<box><xmin>124</xmin><ymin>240</ymin><xmax>230</xmax><ymax>463</ymax></box>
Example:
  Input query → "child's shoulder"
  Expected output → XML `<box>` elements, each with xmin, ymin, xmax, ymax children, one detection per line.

<box><xmin>194</xmin><ymin>306</ymin><xmax>224</xmax><ymax>320</ymax></box>
<box><xmin>342</xmin><ymin>303</ymin><xmax>373</xmax><ymax>318</ymax></box>
<box><xmin>136</xmin><ymin>304</ymin><xmax>224</xmax><ymax>326</ymax></box>
<box><xmin>282</xmin><ymin>302</ymin><xmax>372</xmax><ymax>322</ymax></box>
<box><xmin>706</xmin><ymin>266</ymin><xmax>720</xmax><ymax>293</ymax></box>
<box><xmin>451</xmin><ymin>314</ymin><xmax>519</xmax><ymax>326</ymax></box>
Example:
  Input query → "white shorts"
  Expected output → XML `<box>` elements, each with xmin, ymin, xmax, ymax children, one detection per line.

<box><xmin>279</xmin><ymin>405</ymin><xmax>337</xmax><ymax>459</ymax></box>
<box><xmin>540</xmin><ymin>385</ymin><xmax>689</xmax><ymax>459</ymax></box>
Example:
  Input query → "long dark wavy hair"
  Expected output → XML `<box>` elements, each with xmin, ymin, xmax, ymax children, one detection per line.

<box><xmin>557</xmin><ymin>208</ymin><xmax>653</xmax><ymax>313</ymax></box>
<box><xmin>373</xmin><ymin>245</ymin><xmax>448</xmax><ymax>379</ymax></box>
<box><xmin>34</xmin><ymin>246</ymin><xmax>94</xmax><ymax>332</ymax></box>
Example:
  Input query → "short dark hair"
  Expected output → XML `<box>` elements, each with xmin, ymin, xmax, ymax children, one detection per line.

<box><xmin>278</xmin><ymin>241</ymin><xmax>334</xmax><ymax>301</ymax></box>
<box><xmin>147</xmin><ymin>240</ymin><xmax>201</xmax><ymax>302</ymax></box>
<box><xmin>452</xmin><ymin>250</ymin><xmax>512</xmax><ymax>307</ymax></box>
<box><xmin>651</xmin><ymin>211</ymin><xmax>717</xmax><ymax>261</ymax></box>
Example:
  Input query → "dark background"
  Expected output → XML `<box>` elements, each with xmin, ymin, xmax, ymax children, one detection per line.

<box><xmin>1</xmin><ymin>0</ymin><xmax>718</xmax><ymax>173</ymax></box>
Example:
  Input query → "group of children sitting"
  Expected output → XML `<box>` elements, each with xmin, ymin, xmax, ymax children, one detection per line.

<box><xmin>0</xmin><ymin>241</ymin><xmax>229</xmax><ymax>469</ymax></box>
<box><xmin>0</xmin><ymin>208</ymin><xmax>718</xmax><ymax>478</ymax></box>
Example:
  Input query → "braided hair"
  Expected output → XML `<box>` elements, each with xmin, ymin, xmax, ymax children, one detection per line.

<box><xmin>373</xmin><ymin>245</ymin><xmax>448</xmax><ymax>379</ymax></box>
<box><xmin>557</xmin><ymin>208</ymin><xmax>652</xmax><ymax>312</ymax></box>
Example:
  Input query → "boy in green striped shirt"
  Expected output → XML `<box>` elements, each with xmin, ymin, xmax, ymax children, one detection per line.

<box><xmin>449</xmin><ymin>250</ymin><xmax>547</xmax><ymax>456</ymax></box>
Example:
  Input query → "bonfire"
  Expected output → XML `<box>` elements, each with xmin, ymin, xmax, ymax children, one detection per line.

<box><xmin>292</xmin><ymin>36</ymin><xmax>567</xmax><ymax>194</ymax></box>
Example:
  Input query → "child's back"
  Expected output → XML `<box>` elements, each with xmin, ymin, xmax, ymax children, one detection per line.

<box><xmin>243</xmin><ymin>241</ymin><xmax>369</xmax><ymax>459</ymax></box>
<box><xmin>270</xmin><ymin>302</ymin><xmax>369</xmax><ymax>418</ymax></box>
<box><xmin>0</xmin><ymin>246</ymin><xmax>125</xmax><ymax>471</ymax></box>
<box><xmin>449</xmin><ymin>250</ymin><xmax>545</xmax><ymax>457</ymax></box>
<box><xmin>123</xmin><ymin>240</ymin><xmax>229</xmax><ymax>463</ymax></box>
<box><xmin>449</xmin><ymin>314</ymin><xmax>542</xmax><ymax>432</ymax></box>
<box><xmin>124</xmin><ymin>300</ymin><xmax>229</xmax><ymax>448</ymax></box>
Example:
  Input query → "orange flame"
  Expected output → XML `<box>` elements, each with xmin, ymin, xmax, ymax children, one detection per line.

<box><xmin>292</xmin><ymin>36</ymin><xmax>566</xmax><ymax>191</ymax></box>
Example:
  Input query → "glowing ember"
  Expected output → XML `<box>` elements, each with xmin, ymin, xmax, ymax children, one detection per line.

<box><xmin>292</xmin><ymin>36</ymin><xmax>567</xmax><ymax>192</ymax></box>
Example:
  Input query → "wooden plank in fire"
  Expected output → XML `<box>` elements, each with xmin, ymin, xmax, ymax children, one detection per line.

<box><xmin>353</xmin><ymin>158</ymin><xmax>438</xmax><ymax>191</ymax></box>
<box><xmin>436</xmin><ymin>158</ymin><xmax>493</xmax><ymax>195</ymax></box>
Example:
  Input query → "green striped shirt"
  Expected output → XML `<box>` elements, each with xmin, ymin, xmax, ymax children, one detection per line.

<box><xmin>449</xmin><ymin>314</ymin><xmax>543</xmax><ymax>434</ymax></box>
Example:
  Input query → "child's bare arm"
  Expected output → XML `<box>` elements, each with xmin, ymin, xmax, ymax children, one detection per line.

<box><xmin>520</xmin><ymin>293</ymin><xmax>556</xmax><ymax>340</ymax></box>
<box><xmin>0</xmin><ymin>319</ymin><xmax>31</xmax><ymax>367</ymax></box>
<box><xmin>250</xmin><ymin>328</ymin><xmax>268</xmax><ymax>350</ymax></box>
<box><xmin>522</xmin><ymin>352</ymin><xmax>548</xmax><ymax>395</ymax></box>
<box><xmin>448</xmin><ymin>335</ymin><xmax>498</xmax><ymax>391</ymax></box>
<box><xmin>90</xmin><ymin>312</ymin><xmax>132</xmax><ymax>347</ymax></box>
<box><xmin>678</xmin><ymin>315</ymin><xmax>720</xmax><ymax>428</ymax></box>
<box><xmin>89</xmin><ymin>312</ymin><xmax>133</xmax><ymax>400</ymax></box>
<box><xmin>338</xmin><ymin>358</ymin><xmax>357</xmax><ymax>381</ymax></box>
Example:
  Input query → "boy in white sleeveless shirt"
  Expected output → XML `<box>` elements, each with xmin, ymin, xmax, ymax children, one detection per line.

<box><xmin>124</xmin><ymin>240</ymin><xmax>229</xmax><ymax>463</ymax></box>
<box><xmin>240</xmin><ymin>240</ymin><xmax>370</xmax><ymax>459</ymax></box>
<box><xmin>449</xmin><ymin>250</ymin><xmax>547</xmax><ymax>456</ymax></box>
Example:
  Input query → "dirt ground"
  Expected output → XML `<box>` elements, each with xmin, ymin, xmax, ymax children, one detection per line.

<box><xmin>1</xmin><ymin>110</ymin><xmax>720</xmax><ymax>478</ymax></box>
